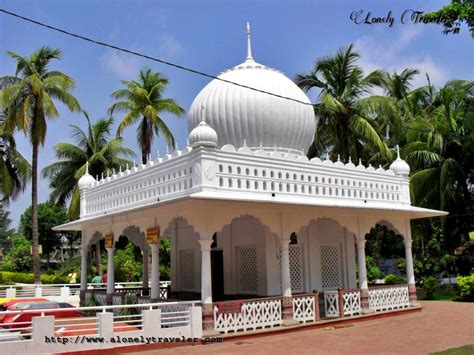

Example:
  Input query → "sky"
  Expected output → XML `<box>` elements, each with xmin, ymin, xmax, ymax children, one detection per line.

<box><xmin>0</xmin><ymin>0</ymin><xmax>473</xmax><ymax>228</ymax></box>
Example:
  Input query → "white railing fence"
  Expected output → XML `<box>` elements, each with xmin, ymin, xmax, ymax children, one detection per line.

<box><xmin>292</xmin><ymin>294</ymin><xmax>318</xmax><ymax>323</ymax></box>
<box><xmin>0</xmin><ymin>281</ymin><xmax>171</xmax><ymax>299</ymax></box>
<box><xmin>324</xmin><ymin>289</ymin><xmax>361</xmax><ymax>317</ymax></box>
<box><xmin>368</xmin><ymin>284</ymin><xmax>410</xmax><ymax>312</ymax></box>
<box><xmin>342</xmin><ymin>289</ymin><xmax>361</xmax><ymax>316</ymax></box>
<box><xmin>213</xmin><ymin>297</ymin><xmax>282</xmax><ymax>334</ymax></box>
<box><xmin>324</xmin><ymin>291</ymin><xmax>339</xmax><ymax>317</ymax></box>
<box><xmin>0</xmin><ymin>300</ymin><xmax>201</xmax><ymax>353</ymax></box>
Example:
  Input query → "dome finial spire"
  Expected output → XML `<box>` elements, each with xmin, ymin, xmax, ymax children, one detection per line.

<box><xmin>246</xmin><ymin>21</ymin><xmax>253</xmax><ymax>61</ymax></box>
<box><xmin>396</xmin><ymin>144</ymin><xmax>401</xmax><ymax>160</ymax></box>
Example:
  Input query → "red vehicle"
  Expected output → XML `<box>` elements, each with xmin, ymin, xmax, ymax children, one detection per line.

<box><xmin>1</xmin><ymin>302</ymin><xmax>82</xmax><ymax>330</ymax></box>
<box><xmin>2</xmin><ymin>298</ymin><xmax>48</xmax><ymax>310</ymax></box>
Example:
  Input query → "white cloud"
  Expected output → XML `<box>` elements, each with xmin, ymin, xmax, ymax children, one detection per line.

<box><xmin>354</xmin><ymin>25</ymin><xmax>448</xmax><ymax>88</ymax></box>
<box><xmin>100</xmin><ymin>33</ymin><xmax>184</xmax><ymax>78</ymax></box>
<box><xmin>101</xmin><ymin>50</ymin><xmax>142</xmax><ymax>79</ymax></box>
<box><xmin>158</xmin><ymin>33</ymin><xmax>184</xmax><ymax>59</ymax></box>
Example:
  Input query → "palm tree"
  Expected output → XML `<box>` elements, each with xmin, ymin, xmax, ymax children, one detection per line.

<box><xmin>382</xmin><ymin>69</ymin><xmax>420</xmax><ymax>101</ymax></box>
<box><xmin>109</xmin><ymin>68</ymin><xmax>185</xmax><ymax>164</ymax></box>
<box><xmin>378</xmin><ymin>69</ymin><xmax>420</xmax><ymax>146</ymax></box>
<box><xmin>43</xmin><ymin>112</ymin><xmax>134</xmax><ymax>219</ymax></box>
<box><xmin>295</xmin><ymin>44</ymin><xmax>391</xmax><ymax>162</ymax></box>
<box><xmin>0</xmin><ymin>112</ymin><xmax>31</xmax><ymax>203</ymax></box>
<box><xmin>0</xmin><ymin>47</ymin><xmax>80</xmax><ymax>283</ymax></box>
<box><xmin>406</xmin><ymin>79</ymin><xmax>473</xmax><ymax>212</ymax></box>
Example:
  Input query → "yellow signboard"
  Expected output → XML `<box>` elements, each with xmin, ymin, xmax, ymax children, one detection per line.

<box><xmin>146</xmin><ymin>226</ymin><xmax>160</xmax><ymax>244</ymax></box>
<box><xmin>104</xmin><ymin>233</ymin><xmax>114</xmax><ymax>248</ymax></box>
<box><xmin>30</xmin><ymin>245</ymin><xmax>43</xmax><ymax>255</ymax></box>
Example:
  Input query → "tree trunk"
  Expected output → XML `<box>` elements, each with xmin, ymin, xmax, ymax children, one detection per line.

<box><xmin>95</xmin><ymin>243</ymin><xmax>102</xmax><ymax>276</ymax></box>
<box><xmin>32</xmin><ymin>141</ymin><xmax>41</xmax><ymax>283</ymax></box>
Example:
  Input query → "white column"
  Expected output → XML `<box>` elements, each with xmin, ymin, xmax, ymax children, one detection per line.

<box><xmin>356</xmin><ymin>237</ymin><xmax>368</xmax><ymax>290</ymax></box>
<box><xmin>404</xmin><ymin>236</ymin><xmax>415</xmax><ymax>286</ymax></box>
<box><xmin>106</xmin><ymin>247</ymin><xmax>114</xmax><ymax>295</ymax></box>
<box><xmin>80</xmin><ymin>247</ymin><xmax>88</xmax><ymax>291</ymax></box>
<box><xmin>198</xmin><ymin>239</ymin><xmax>213</xmax><ymax>305</ymax></box>
<box><xmin>404</xmin><ymin>227</ymin><xmax>419</xmax><ymax>306</ymax></box>
<box><xmin>198</xmin><ymin>239</ymin><xmax>214</xmax><ymax>331</ymax></box>
<box><xmin>279</xmin><ymin>239</ymin><xmax>292</xmax><ymax>298</ymax></box>
<box><xmin>150</xmin><ymin>243</ymin><xmax>160</xmax><ymax>299</ymax></box>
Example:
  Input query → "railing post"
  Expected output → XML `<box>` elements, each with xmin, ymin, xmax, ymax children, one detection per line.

<box><xmin>189</xmin><ymin>306</ymin><xmax>203</xmax><ymax>338</ymax></box>
<box><xmin>338</xmin><ymin>288</ymin><xmax>344</xmax><ymax>318</ymax></box>
<box><xmin>6</xmin><ymin>286</ymin><xmax>16</xmax><ymax>298</ymax></box>
<box><xmin>98</xmin><ymin>312</ymin><xmax>114</xmax><ymax>337</ymax></box>
<box><xmin>143</xmin><ymin>308</ymin><xmax>161</xmax><ymax>332</ymax></box>
<box><xmin>35</xmin><ymin>286</ymin><xmax>42</xmax><ymax>297</ymax></box>
<box><xmin>313</xmin><ymin>290</ymin><xmax>320</xmax><ymax>322</ymax></box>
<box><xmin>32</xmin><ymin>316</ymin><xmax>54</xmax><ymax>343</ymax></box>
<box><xmin>60</xmin><ymin>286</ymin><xmax>70</xmax><ymax>299</ymax></box>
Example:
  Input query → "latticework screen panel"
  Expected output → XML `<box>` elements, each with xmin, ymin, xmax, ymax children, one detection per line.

<box><xmin>239</xmin><ymin>246</ymin><xmax>258</xmax><ymax>293</ymax></box>
<box><xmin>320</xmin><ymin>244</ymin><xmax>342</xmax><ymax>289</ymax></box>
<box><xmin>180</xmin><ymin>249</ymin><xmax>195</xmax><ymax>291</ymax></box>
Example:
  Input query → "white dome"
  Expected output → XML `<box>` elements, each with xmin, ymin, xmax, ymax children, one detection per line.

<box><xmin>188</xmin><ymin>24</ymin><xmax>316</xmax><ymax>155</ymax></box>
<box><xmin>78</xmin><ymin>162</ymin><xmax>96</xmax><ymax>190</ymax></box>
<box><xmin>188</xmin><ymin>120</ymin><xmax>218</xmax><ymax>147</ymax></box>
<box><xmin>389</xmin><ymin>146</ymin><xmax>410</xmax><ymax>176</ymax></box>
<box><xmin>390</xmin><ymin>158</ymin><xmax>410</xmax><ymax>176</ymax></box>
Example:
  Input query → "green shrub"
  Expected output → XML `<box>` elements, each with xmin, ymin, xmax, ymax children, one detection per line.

<box><xmin>0</xmin><ymin>271</ymin><xmax>68</xmax><ymax>284</ymax></box>
<box><xmin>456</xmin><ymin>275</ymin><xmax>474</xmax><ymax>301</ymax></box>
<box><xmin>0</xmin><ymin>271</ymin><xmax>34</xmax><ymax>283</ymax></box>
<box><xmin>384</xmin><ymin>274</ymin><xmax>406</xmax><ymax>285</ymax></box>
<box><xmin>2</xmin><ymin>236</ymin><xmax>32</xmax><ymax>272</ymax></box>
<box><xmin>366</xmin><ymin>256</ymin><xmax>384</xmax><ymax>284</ymax></box>
<box><xmin>423</xmin><ymin>276</ymin><xmax>439</xmax><ymax>299</ymax></box>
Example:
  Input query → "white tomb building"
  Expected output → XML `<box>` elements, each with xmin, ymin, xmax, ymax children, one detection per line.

<box><xmin>54</xmin><ymin>23</ymin><xmax>446</xmax><ymax>331</ymax></box>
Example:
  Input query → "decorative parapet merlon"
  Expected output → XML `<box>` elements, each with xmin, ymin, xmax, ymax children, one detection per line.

<box><xmin>80</xmin><ymin>142</ymin><xmax>411</xmax><ymax>219</ymax></box>
<box><xmin>82</xmin><ymin>145</ymin><xmax>194</xmax><ymax>218</ymax></box>
<box><xmin>211</xmin><ymin>146</ymin><xmax>410</xmax><ymax>205</ymax></box>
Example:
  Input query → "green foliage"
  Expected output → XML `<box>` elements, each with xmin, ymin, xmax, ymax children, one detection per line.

<box><xmin>456</xmin><ymin>275</ymin><xmax>474</xmax><ymax>301</ymax></box>
<box><xmin>0</xmin><ymin>117</ymin><xmax>31</xmax><ymax>204</ymax></box>
<box><xmin>55</xmin><ymin>256</ymin><xmax>82</xmax><ymax>278</ymax></box>
<box><xmin>159</xmin><ymin>235</ymin><xmax>171</xmax><ymax>280</ymax></box>
<box><xmin>366</xmin><ymin>224</ymin><xmax>405</xmax><ymax>263</ymax></box>
<box><xmin>455</xmin><ymin>255</ymin><xmax>472</xmax><ymax>276</ymax></box>
<box><xmin>366</xmin><ymin>256</ymin><xmax>384</xmax><ymax>284</ymax></box>
<box><xmin>384</xmin><ymin>274</ymin><xmax>406</xmax><ymax>285</ymax></box>
<box><xmin>0</xmin><ymin>270</ymin><xmax>68</xmax><ymax>284</ymax></box>
<box><xmin>114</xmin><ymin>243</ymin><xmax>143</xmax><ymax>282</ymax></box>
<box><xmin>1</xmin><ymin>46</ymin><xmax>81</xmax><ymax>283</ymax></box>
<box><xmin>109</xmin><ymin>68</ymin><xmax>185</xmax><ymax>164</ymax></box>
<box><xmin>435</xmin><ymin>254</ymin><xmax>457</xmax><ymax>278</ymax></box>
<box><xmin>295</xmin><ymin>44</ymin><xmax>391</xmax><ymax>162</ymax></box>
<box><xmin>18</xmin><ymin>201</ymin><xmax>77</xmax><ymax>267</ymax></box>
<box><xmin>423</xmin><ymin>276</ymin><xmax>439</xmax><ymax>299</ymax></box>
<box><xmin>0</xmin><ymin>204</ymin><xmax>15</xmax><ymax>253</ymax></box>
<box><xmin>396</xmin><ymin>258</ymin><xmax>407</xmax><ymax>274</ymax></box>
<box><xmin>42</xmin><ymin>112</ymin><xmax>134</xmax><ymax>219</ymax></box>
<box><xmin>423</xmin><ymin>0</ymin><xmax>474</xmax><ymax>36</ymax></box>
<box><xmin>2</xmin><ymin>235</ymin><xmax>32</xmax><ymax>272</ymax></box>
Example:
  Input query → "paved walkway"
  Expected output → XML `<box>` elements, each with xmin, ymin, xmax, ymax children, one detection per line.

<box><xmin>131</xmin><ymin>301</ymin><xmax>473</xmax><ymax>355</ymax></box>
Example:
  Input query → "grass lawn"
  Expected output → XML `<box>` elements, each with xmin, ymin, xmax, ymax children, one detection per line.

<box><xmin>416</xmin><ymin>286</ymin><xmax>458</xmax><ymax>301</ymax></box>
<box><xmin>430</xmin><ymin>344</ymin><xmax>474</xmax><ymax>354</ymax></box>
